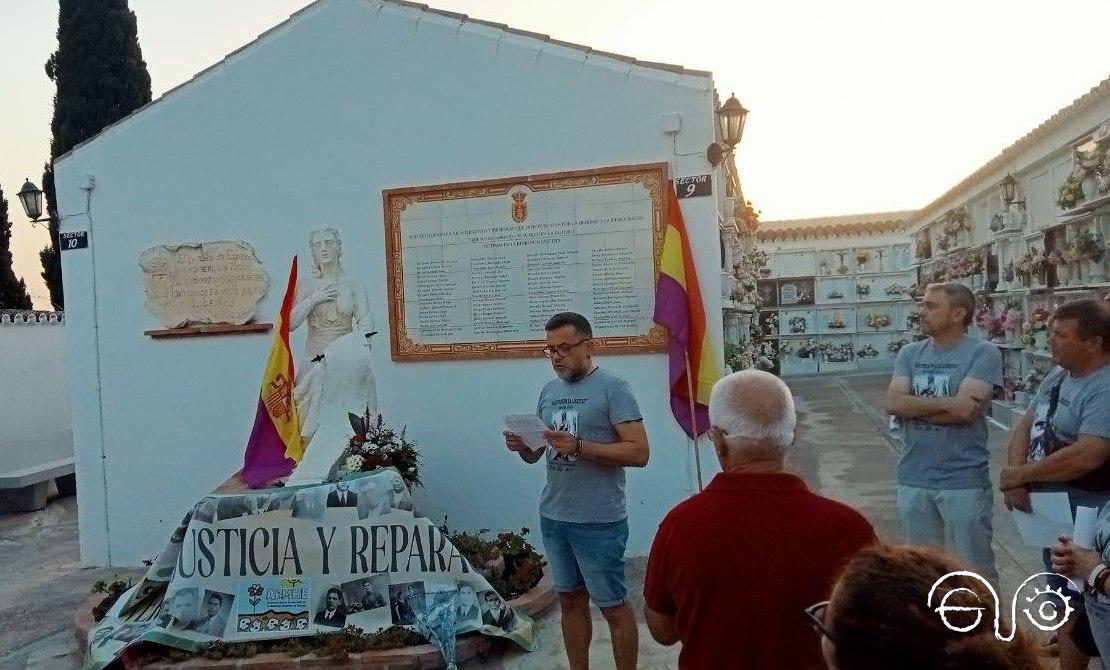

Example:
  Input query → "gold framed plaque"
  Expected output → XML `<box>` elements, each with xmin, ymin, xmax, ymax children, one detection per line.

<box><xmin>383</xmin><ymin>163</ymin><xmax>670</xmax><ymax>362</ymax></box>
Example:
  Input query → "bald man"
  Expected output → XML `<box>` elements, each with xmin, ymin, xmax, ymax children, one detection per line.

<box><xmin>644</xmin><ymin>370</ymin><xmax>876</xmax><ymax>670</ymax></box>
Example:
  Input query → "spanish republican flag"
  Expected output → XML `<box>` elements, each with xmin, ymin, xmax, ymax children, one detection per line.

<box><xmin>242</xmin><ymin>257</ymin><xmax>303</xmax><ymax>487</ymax></box>
<box><xmin>653</xmin><ymin>184</ymin><xmax>720</xmax><ymax>439</ymax></box>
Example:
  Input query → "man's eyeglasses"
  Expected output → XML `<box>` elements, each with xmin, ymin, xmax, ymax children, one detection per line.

<box><xmin>804</xmin><ymin>601</ymin><xmax>835</xmax><ymax>641</ymax></box>
<box><xmin>542</xmin><ymin>338</ymin><xmax>591</xmax><ymax>358</ymax></box>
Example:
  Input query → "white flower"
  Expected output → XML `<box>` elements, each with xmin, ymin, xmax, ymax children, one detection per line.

<box><xmin>345</xmin><ymin>455</ymin><xmax>365</xmax><ymax>471</ymax></box>
<box><xmin>407</xmin><ymin>467</ymin><xmax>416</xmax><ymax>473</ymax></box>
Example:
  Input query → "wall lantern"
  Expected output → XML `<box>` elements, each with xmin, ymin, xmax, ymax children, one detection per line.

<box><xmin>707</xmin><ymin>92</ymin><xmax>749</xmax><ymax>167</ymax></box>
<box><xmin>17</xmin><ymin>179</ymin><xmax>50</xmax><ymax>227</ymax></box>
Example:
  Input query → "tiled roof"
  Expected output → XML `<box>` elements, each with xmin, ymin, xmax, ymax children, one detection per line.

<box><xmin>756</xmin><ymin>210</ymin><xmax>916</xmax><ymax>241</ymax></box>
<box><xmin>905</xmin><ymin>75</ymin><xmax>1110</xmax><ymax>229</ymax></box>
<box><xmin>57</xmin><ymin>0</ymin><xmax>710</xmax><ymax>165</ymax></box>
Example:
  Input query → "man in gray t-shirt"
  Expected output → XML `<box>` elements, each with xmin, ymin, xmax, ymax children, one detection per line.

<box><xmin>503</xmin><ymin>312</ymin><xmax>648</xmax><ymax>670</ymax></box>
<box><xmin>998</xmin><ymin>298</ymin><xmax>1110</xmax><ymax>668</ymax></box>
<box><xmin>886</xmin><ymin>283</ymin><xmax>1002</xmax><ymax>581</ymax></box>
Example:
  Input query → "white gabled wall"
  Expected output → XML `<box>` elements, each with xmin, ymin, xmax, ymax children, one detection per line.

<box><xmin>56</xmin><ymin>0</ymin><xmax>723</xmax><ymax>565</ymax></box>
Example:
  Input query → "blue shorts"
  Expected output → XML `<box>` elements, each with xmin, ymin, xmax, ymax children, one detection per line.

<box><xmin>539</xmin><ymin>516</ymin><xmax>628</xmax><ymax>608</ymax></box>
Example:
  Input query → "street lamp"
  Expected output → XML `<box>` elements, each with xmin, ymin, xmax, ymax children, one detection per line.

<box><xmin>707</xmin><ymin>92</ymin><xmax>749</xmax><ymax>167</ymax></box>
<box><xmin>999</xmin><ymin>173</ymin><xmax>1021</xmax><ymax>206</ymax></box>
<box><xmin>17</xmin><ymin>179</ymin><xmax>50</xmax><ymax>227</ymax></box>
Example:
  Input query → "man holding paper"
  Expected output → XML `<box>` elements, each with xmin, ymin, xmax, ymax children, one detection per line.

<box><xmin>503</xmin><ymin>312</ymin><xmax>649</xmax><ymax>670</ymax></box>
<box><xmin>884</xmin><ymin>283</ymin><xmax>1002</xmax><ymax>582</ymax></box>
<box><xmin>999</xmin><ymin>298</ymin><xmax>1110</xmax><ymax>669</ymax></box>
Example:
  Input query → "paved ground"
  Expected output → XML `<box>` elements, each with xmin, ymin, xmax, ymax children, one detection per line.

<box><xmin>0</xmin><ymin>372</ymin><xmax>1067</xmax><ymax>668</ymax></box>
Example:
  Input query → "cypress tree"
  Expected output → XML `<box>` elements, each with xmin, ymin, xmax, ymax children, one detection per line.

<box><xmin>41</xmin><ymin>0</ymin><xmax>152</xmax><ymax>310</ymax></box>
<box><xmin>0</xmin><ymin>183</ymin><xmax>34</xmax><ymax>310</ymax></box>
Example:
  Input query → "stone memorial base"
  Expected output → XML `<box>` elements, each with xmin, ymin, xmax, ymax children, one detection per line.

<box><xmin>76</xmin><ymin>574</ymin><xmax>556</xmax><ymax>669</ymax></box>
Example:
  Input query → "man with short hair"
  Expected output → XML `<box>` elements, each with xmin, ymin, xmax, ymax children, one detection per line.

<box><xmin>885</xmin><ymin>282</ymin><xmax>1002</xmax><ymax>581</ymax></box>
<box><xmin>998</xmin><ymin>298</ymin><xmax>1110</xmax><ymax>670</ymax></box>
<box><xmin>360</xmin><ymin>580</ymin><xmax>385</xmax><ymax>610</ymax></box>
<box><xmin>481</xmin><ymin>590</ymin><xmax>514</xmax><ymax>628</ymax></box>
<box><xmin>503</xmin><ymin>312</ymin><xmax>649</xmax><ymax>670</ymax></box>
<box><xmin>644</xmin><ymin>370</ymin><xmax>876</xmax><ymax>669</ymax></box>
<box><xmin>189</xmin><ymin>593</ymin><xmax>227</xmax><ymax>636</ymax></box>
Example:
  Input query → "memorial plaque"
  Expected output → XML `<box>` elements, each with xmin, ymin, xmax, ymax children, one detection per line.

<box><xmin>384</xmin><ymin>164</ymin><xmax>670</xmax><ymax>361</ymax></box>
<box><xmin>140</xmin><ymin>241</ymin><xmax>270</xmax><ymax>329</ymax></box>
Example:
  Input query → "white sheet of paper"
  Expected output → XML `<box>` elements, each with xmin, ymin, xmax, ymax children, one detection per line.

<box><xmin>1074</xmin><ymin>506</ymin><xmax>1099</xmax><ymax>548</ymax></box>
<box><xmin>1011</xmin><ymin>492</ymin><xmax>1074</xmax><ymax>548</ymax></box>
<box><xmin>503</xmin><ymin>414</ymin><xmax>550</xmax><ymax>452</ymax></box>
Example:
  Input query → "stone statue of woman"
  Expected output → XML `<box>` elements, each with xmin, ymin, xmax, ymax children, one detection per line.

<box><xmin>290</xmin><ymin>227</ymin><xmax>374</xmax><ymax>366</ymax></box>
<box><xmin>287</xmin><ymin>228</ymin><xmax>378</xmax><ymax>484</ymax></box>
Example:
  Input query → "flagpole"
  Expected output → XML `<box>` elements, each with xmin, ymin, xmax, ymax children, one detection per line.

<box><xmin>684</xmin><ymin>352</ymin><xmax>704</xmax><ymax>491</ymax></box>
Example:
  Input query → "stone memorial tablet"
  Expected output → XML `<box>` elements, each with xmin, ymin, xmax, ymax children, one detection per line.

<box><xmin>140</xmin><ymin>241</ymin><xmax>270</xmax><ymax>329</ymax></box>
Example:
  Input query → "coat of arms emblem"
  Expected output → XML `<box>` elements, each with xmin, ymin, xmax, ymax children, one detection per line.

<box><xmin>510</xmin><ymin>190</ymin><xmax>528</xmax><ymax>223</ymax></box>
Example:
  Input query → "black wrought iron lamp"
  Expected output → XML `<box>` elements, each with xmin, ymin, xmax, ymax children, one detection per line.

<box><xmin>707</xmin><ymin>93</ymin><xmax>749</xmax><ymax>167</ymax></box>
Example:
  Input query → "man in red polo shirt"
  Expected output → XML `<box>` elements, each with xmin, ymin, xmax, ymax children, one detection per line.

<box><xmin>644</xmin><ymin>370</ymin><xmax>876</xmax><ymax>669</ymax></box>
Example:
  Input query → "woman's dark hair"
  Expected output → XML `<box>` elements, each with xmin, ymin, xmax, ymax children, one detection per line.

<box><xmin>826</xmin><ymin>545</ymin><xmax>1045</xmax><ymax>670</ymax></box>
<box><xmin>544</xmin><ymin>312</ymin><xmax>593</xmax><ymax>337</ymax></box>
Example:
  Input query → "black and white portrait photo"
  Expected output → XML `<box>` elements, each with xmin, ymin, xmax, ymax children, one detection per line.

<box><xmin>188</xmin><ymin>590</ymin><xmax>233</xmax><ymax>637</ymax></box>
<box><xmin>157</xmin><ymin>587</ymin><xmax>199</xmax><ymax>630</ymax></box>
<box><xmin>353</xmin><ymin>477</ymin><xmax>392</xmax><ymax>519</ymax></box>
<box><xmin>456</xmin><ymin>581</ymin><xmax>482</xmax><ymax>625</ymax></box>
<box><xmin>291</xmin><ymin>487</ymin><xmax>327</xmax><ymax>521</ymax></box>
<box><xmin>326</xmin><ymin>481</ymin><xmax>358</xmax><ymax>508</ymax></box>
<box><xmin>340</xmin><ymin>573</ymin><xmax>390</xmax><ymax>613</ymax></box>
<box><xmin>478</xmin><ymin>589</ymin><xmax>514</xmax><ymax>629</ymax></box>
<box><xmin>389</xmin><ymin>581</ymin><xmax>425</xmax><ymax>626</ymax></box>
<box><xmin>313</xmin><ymin>586</ymin><xmax>348</xmax><ymax>628</ymax></box>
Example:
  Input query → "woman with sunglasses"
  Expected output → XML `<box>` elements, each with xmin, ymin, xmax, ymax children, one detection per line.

<box><xmin>810</xmin><ymin>545</ymin><xmax>1045</xmax><ymax>670</ymax></box>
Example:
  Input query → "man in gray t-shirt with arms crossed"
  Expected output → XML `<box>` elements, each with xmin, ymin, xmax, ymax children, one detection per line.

<box><xmin>885</xmin><ymin>282</ymin><xmax>1002</xmax><ymax>581</ymax></box>
<box><xmin>504</xmin><ymin>312</ymin><xmax>649</xmax><ymax>670</ymax></box>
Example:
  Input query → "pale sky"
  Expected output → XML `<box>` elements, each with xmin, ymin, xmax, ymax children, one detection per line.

<box><xmin>2</xmin><ymin>0</ymin><xmax>1108</xmax><ymax>308</ymax></box>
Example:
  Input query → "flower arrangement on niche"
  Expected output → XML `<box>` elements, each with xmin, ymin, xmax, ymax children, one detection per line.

<box><xmin>884</xmin><ymin>283</ymin><xmax>909</xmax><ymax>296</ymax></box>
<box><xmin>826</xmin><ymin>289</ymin><xmax>844</xmax><ymax>300</ymax></box>
<box><xmin>866</xmin><ymin>313</ymin><xmax>892</xmax><ymax>329</ymax></box>
<box><xmin>1072</xmin><ymin>230</ymin><xmax>1106</xmax><ymax>263</ymax></box>
<box><xmin>1029</xmin><ymin>249</ymin><xmax>1052</xmax><ymax>279</ymax></box>
<box><xmin>1056</xmin><ymin>175</ymin><xmax>1085</xmax><ymax>210</ymax></box>
<box><xmin>795</xmin><ymin>339</ymin><xmax>821</xmax><ymax>359</ymax></box>
<box><xmin>824</xmin><ymin>342</ymin><xmax>855</xmax><ymax>363</ymax></box>
<box><xmin>1024</xmin><ymin>367</ymin><xmax>1048</xmax><ymax>395</ymax></box>
<box><xmin>729</xmin><ymin>248</ymin><xmax>769</xmax><ymax>307</ymax></box>
<box><xmin>857</xmin><ymin>344</ymin><xmax>880</xmax><ymax>359</ymax></box>
<box><xmin>974</xmin><ymin>306</ymin><xmax>994</xmax><ymax>332</ymax></box>
<box><xmin>856</xmin><ymin>284</ymin><xmax>871</xmax><ymax>297</ymax></box>
<box><xmin>827</xmin><ymin>314</ymin><xmax>847</xmax><ymax>329</ymax></box>
<box><xmin>888</xmin><ymin>339</ymin><xmax>909</xmax><ymax>354</ymax></box>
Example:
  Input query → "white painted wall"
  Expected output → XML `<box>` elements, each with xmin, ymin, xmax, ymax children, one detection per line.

<box><xmin>0</xmin><ymin>314</ymin><xmax>72</xmax><ymax>475</ymax></box>
<box><xmin>55</xmin><ymin>0</ymin><xmax>724</xmax><ymax>566</ymax></box>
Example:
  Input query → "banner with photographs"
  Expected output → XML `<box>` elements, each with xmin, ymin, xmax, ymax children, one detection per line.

<box><xmin>82</xmin><ymin>469</ymin><xmax>536</xmax><ymax>669</ymax></box>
